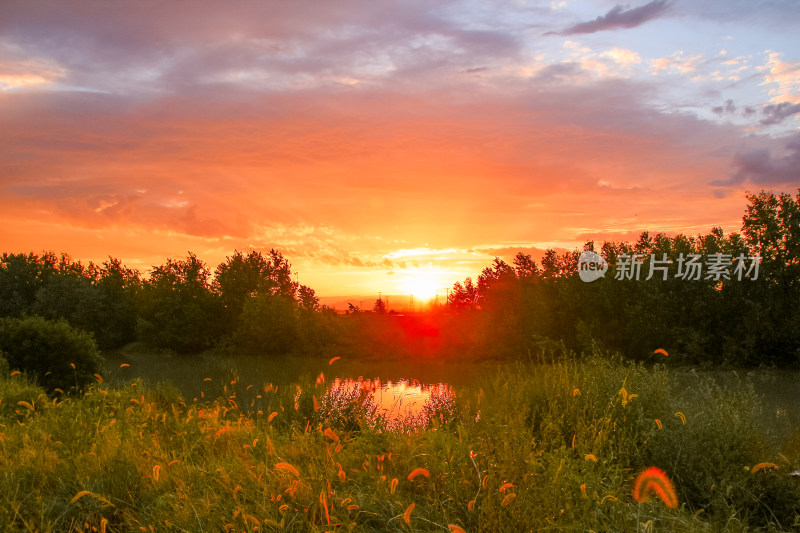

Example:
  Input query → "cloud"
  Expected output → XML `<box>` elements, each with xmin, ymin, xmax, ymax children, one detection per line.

<box><xmin>0</xmin><ymin>59</ymin><xmax>66</xmax><ymax>92</ymax></box>
<box><xmin>762</xmin><ymin>51</ymin><xmax>800</xmax><ymax>104</ymax></box>
<box><xmin>552</xmin><ymin>0</ymin><xmax>671</xmax><ymax>35</ymax></box>
<box><xmin>649</xmin><ymin>51</ymin><xmax>704</xmax><ymax>76</ymax></box>
<box><xmin>712</xmin><ymin>99</ymin><xmax>736</xmax><ymax>115</ymax></box>
<box><xmin>1</xmin><ymin>0</ymin><xmax>794</xmax><ymax>294</ymax></box>
<box><xmin>0</xmin><ymin>0</ymin><xmax>523</xmax><ymax>97</ymax></box>
<box><xmin>681</xmin><ymin>0</ymin><xmax>800</xmax><ymax>30</ymax></box>
<box><xmin>761</xmin><ymin>101</ymin><xmax>800</xmax><ymax>125</ymax></box>
<box><xmin>600</xmin><ymin>47</ymin><xmax>642</xmax><ymax>65</ymax></box>
<box><xmin>718</xmin><ymin>133</ymin><xmax>800</xmax><ymax>185</ymax></box>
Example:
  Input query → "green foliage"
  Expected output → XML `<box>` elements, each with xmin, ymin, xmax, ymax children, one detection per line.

<box><xmin>447</xmin><ymin>189</ymin><xmax>800</xmax><ymax>367</ymax></box>
<box><xmin>297</xmin><ymin>284</ymin><xmax>320</xmax><ymax>312</ymax></box>
<box><xmin>231</xmin><ymin>294</ymin><xmax>299</xmax><ymax>355</ymax></box>
<box><xmin>294</xmin><ymin>305</ymin><xmax>342</xmax><ymax>354</ymax></box>
<box><xmin>0</xmin><ymin>371</ymin><xmax>49</xmax><ymax>420</ymax></box>
<box><xmin>0</xmin><ymin>253</ymin><xmax>139</xmax><ymax>350</ymax></box>
<box><xmin>0</xmin><ymin>316</ymin><xmax>103</xmax><ymax>392</ymax></box>
<box><xmin>1</xmin><ymin>190</ymin><xmax>797</xmax><ymax>366</ymax></box>
<box><xmin>90</xmin><ymin>258</ymin><xmax>141</xmax><ymax>349</ymax></box>
<box><xmin>214</xmin><ymin>249</ymin><xmax>299</xmax><ymax>330</ymax></box>
<box><xmin>1</xmin><ymin>354</ymin><xmax>798</xmax><ymax>531</ymax></box>
<box><xmin>0</xmin><ymin>252</ymin><xmax>57</xmax><ymax>317</ymax></box>
<box><xmin>137</xmin><ymin>253</ymin><xmax>223</xmax><ymax>353</ymax></box>
<box><xmin>643</xmin><ymin>375</ymin><xmax>784</xmax><ymax>527</ymax></box>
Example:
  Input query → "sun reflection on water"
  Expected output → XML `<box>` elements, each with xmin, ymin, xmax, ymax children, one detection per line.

<box><xmin>319</xmin><ymin>376</ymin><xmax>455</xmax><ymax>431</ymax></box>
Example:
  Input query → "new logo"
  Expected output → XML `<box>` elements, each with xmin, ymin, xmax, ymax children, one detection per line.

<box><xmin>578</xmin><ymin>250</ymin><xmax>608</xmax><ymax>282</ymax></box>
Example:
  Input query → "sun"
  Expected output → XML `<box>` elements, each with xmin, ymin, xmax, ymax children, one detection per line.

<box><xmin>402</xmin><ymin>273</ymin><xmax>440</xmax><ymax>301</ymax></box>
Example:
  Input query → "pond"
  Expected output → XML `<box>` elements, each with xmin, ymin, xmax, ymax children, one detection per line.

<box><xmin>102</xmin><ymin>350</ymin><xmax>800</xmax><ymax>432</ymax></box>
<box><xmin>103</xmin><ymin>351</ymin><xmax>467</xmax><ymax>429</ymax></box>
<box><xmin>320</xmin><ymin>375</ymin><xmax>455</xmax><ymax>430</ymax></box>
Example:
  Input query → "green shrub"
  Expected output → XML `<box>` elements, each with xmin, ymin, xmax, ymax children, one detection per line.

<box><xmin>0</xmin><ymin>371</ymin><xmax>48</xmax><ymax>419</ymax></box>
<box><xmin>231</xmin><ymin>294</ymin><xmax>298</xmax><ymax>355</ymax></box>
<box><xmin>642</xmin><ymin>375</ymin><xmax>800</xmax><ymax>529</ymax></box>
<box><xmin>0</xmin><ymin>316</ymin><xmax>103</xmax><ymax>392</ymax></box>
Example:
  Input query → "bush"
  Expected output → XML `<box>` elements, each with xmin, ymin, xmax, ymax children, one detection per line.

<box><xmin>231</xmin><ymin>294</ymin><xmax>298</xmax><ymax>355</ymax></box>
<box><xmin>0</xmin><ymin>372</ymin><xmax>48</xmax><ymax>420</ymax></box>
<box><xmin>0</xmin><ymin>316</ymin><xmax>103</xmax><ymax>392</ymax></box>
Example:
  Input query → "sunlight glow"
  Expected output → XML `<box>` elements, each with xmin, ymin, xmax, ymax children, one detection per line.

<box><xmin>401</xmin><ymin>272</ymin><xmax>441</xmax><ymax>301</ymax></box>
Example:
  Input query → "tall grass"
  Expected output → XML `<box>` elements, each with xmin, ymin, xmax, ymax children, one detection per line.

<box><xmin>0</xmin><ymin>351</ymin><xmax>798</xmax><ymax>532</ymax></box>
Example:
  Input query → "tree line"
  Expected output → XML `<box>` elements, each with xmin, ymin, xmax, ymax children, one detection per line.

<box><xmin>445</xmin><ymin>190</ymin><xmax>800</xmax><ymax>366</ymax></box>
<box><xmin>0</xmin><ymin>249</ymin><xmax>340</xmax><ymax>358</ymax></box>
<box><xmin>0</xmin><ymin>189</ymin><xmax>797</xmax><ymax>374</ymax></box>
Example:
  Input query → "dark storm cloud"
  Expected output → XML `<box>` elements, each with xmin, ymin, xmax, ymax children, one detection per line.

<box><xmin>552</xmin><ymin>0</ymin><xmax>671</xmax><ymax>35</ymax></box>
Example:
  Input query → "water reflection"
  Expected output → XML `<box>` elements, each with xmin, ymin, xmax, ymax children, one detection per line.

<box><xmin>320</xmin><ymin>376</ymin><xmax>455</xmax><ymax>430</ymax></box>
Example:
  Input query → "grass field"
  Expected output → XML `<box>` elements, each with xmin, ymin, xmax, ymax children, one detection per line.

<box><xmin>1</xmin><ymin>351</ymin><xmax>799</xmax><ymax>532</ymax></box>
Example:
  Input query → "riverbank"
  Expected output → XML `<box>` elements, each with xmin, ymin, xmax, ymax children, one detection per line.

<box><xmin>1</xmin><ymin>353</ymin><xmax>798</xmax><ymax>531</ymax></box>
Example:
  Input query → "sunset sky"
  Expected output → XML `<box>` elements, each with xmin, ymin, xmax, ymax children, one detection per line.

<box><xmin>2</xmin><ymin>1</ymin><xmax>799</xmax><ymax>302</ymax></box>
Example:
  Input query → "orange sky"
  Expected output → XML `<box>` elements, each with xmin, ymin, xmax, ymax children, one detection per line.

<box><xmin>1</xmin><ymin>1</ymin><xmax>799</xmax><ymax>301</ymax></box>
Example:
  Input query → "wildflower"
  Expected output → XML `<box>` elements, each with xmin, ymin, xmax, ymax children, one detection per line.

<box><xmin>274</xmin><ymin>462</ymin><xmax>300</xmax><ymax>477</ymax></box>
<box><xmin>403</xmin><ymin>503</ymin><xmax>415</xmax><ymax>524</ymax></box>
<box><xmin>751</xmin><ymin>462</ymin><xmax>779</xmax><ymax>474</ymax></box>
<box><xmin>633</xmin><ymin>467</ymin><xmax>678</xmax><ymax>508</ymax></box>
<box><xmin>408</xmin><ymin>468</ymin><xmax>430</xmax><ymax>481</ymax></box>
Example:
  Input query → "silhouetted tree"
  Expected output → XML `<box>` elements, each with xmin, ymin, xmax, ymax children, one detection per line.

<box><xmin>214</xmin><ymin>249</ymin><xmax>299</xmax><ymax>331</ymax></box>
<box><xmin>231</xmin><ymin>294</ymin><xmax>297</xmax><ymax>355</ymax></box>
<box><xmin>0</xmin><ymin>252</ymin><xmax>57</xmax><ymax>317</ymax></box>
<box><xmin>739</xmin><ymin>189</ymin><xmax>800</xmax><ymax>364</ymax></box>
<box><xmin>448</xmin><ymin>278</ymin><xmax>479</xmax><ymax>311</ymax></box>
<box><xmin>441</xmin><ymin>190</ymin><xmax>800</xmax><ymax>366</ymax></box>
<box><xmin>92</xmin><ymin>257</ymin><xmax>140</xmax><ymax>349</ymax></box>
<box><xmin>137</xmin><ymin>253</ymin><xmax>222</xmax><ymax>353</ymax></box>
<box><xmin>298</xmin><ymin>284</ymin><xmax>320</xmax><ymax>312</ymax></box>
